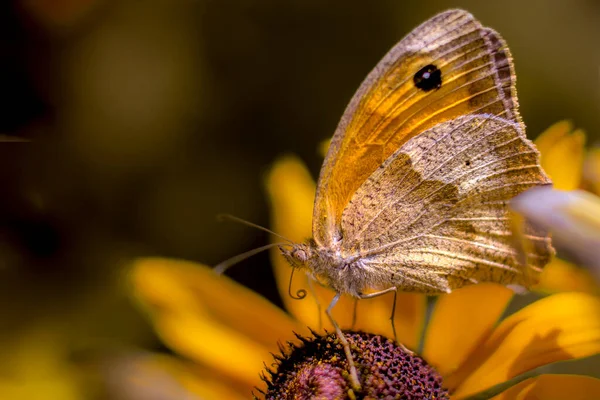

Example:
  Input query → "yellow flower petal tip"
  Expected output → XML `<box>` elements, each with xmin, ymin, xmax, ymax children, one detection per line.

<box><xmin>535</xmin><ymin>120</ymin><xmax>574</xmax><ymax>148</ymax></box>
<box><xmin>267</xmin><ymin>155</ymin><xmax>312</xmax><ymax>186</ymax></box>
<box><xmin>265</xmin><ymin>155</ymin><xmax>315</xmax><ymax>243</ymax></box>
<box><xmin>129</xmin><ymin>257</ymin><xmax>199</xmax><ymax>310</ymax></box>
<box><xmin>265</xmin><ymin>156</ymin><xmax>318</xmax><ymax>325</ymax></box>
<box><xmin>535</xmin><ymin>120</ymin><xmax>586</xmax><ymax>190</ymax></box>
<box><xmin>319</xmin><ymin>138</ymin><xmax>331</xmax><ymax>157</ymax></box>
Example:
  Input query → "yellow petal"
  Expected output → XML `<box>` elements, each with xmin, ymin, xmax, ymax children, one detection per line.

<box><xmin>535</xmin><ymin>121</ymin><xmax>586</xmax><ymax>190</ymax></box>
<box><xmin>266</xmin><ymin>155</ymin><xmax>320</xmax><ymax>327</ymax></box>
<box><xmin>490</xmin><ymin>374</ymin><xmax>600</xmax><ymax>400</ymax></box>
<box><xmin>534</xmin><ymin>257</ymin><xmax>599</xmax><ymax>294</ymax></box>
<box><xmin>265</xmin><ymin>156</ymin><xmax>426</xmax><ymax>349</ymax></box>
<box><xmin>448</xmin><ymin>292</ymin><xmax>600</xmax><ymax>398</ymax></box>
<box><xmin>423</xmin><ymin>284</ymin><xmax>513</xmax><ymax>377</ymax></box>
<box><xmin>266</xmin><ymin>156</ymin><xmax>359</xmax><ymax>332</ymax></box>
<box><xmin>129</xmin><ymin>257</ymin><xmax>303</xmax><ymax>388</ymax></box>
<box><xmin>512</xmin><ymin>187</ymin><xmax>600</xmax><ymax>280</ymax></box>
<box><xmin>319</xmin><ymin>138</ymin><xmax>331</xmax><ymax>158</ymax></box>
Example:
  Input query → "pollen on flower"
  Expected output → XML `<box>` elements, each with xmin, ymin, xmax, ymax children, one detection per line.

<box><xmin>256</xmin><ymin>331</ymin><xmax>449</xmax><ymax>400</ymax></box>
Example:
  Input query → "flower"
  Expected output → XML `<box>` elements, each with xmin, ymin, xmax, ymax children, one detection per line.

<box><xmin>534</xmin><ymin>121</ymin><xmax>586</xmax><ymax>192</ymax></box>
<box><xmin>263</xmin><ymin>331</ymin><xmax>448</xmax><ymax>399</ymax></box>
<box><xmin>129</xmin><ymin>155</ymin><xmax>600</xmax><ymax>399</ymax></box>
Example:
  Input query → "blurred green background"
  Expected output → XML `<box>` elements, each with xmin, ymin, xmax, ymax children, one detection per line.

<box><xmin>1</xmin><ymin>0</ymin><xmax>599</xmax><ymax>398</ymax></box>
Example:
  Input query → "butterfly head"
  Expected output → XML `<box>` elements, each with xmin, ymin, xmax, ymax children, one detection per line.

<box><xmin>279</xmin><ymin>241</ymin><xmax>364</xmax><ymax>297</ymax></box>
<box><xmin>279</xmin><ymin>242</ymin><xmax>313</xmax><ymax>270</ymax></box>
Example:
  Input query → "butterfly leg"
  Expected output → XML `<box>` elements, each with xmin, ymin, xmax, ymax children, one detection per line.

<box><xmin>306</xmin><ymin>275</ymin><xmax>323</xmax><ymax>331</ymax></box>
<box><xmin>351</xmin><ymin>298</ymin><xmax>359</xmax><ymax>330</ymax></box>
<box><xmin>326</xmin><ymin>293</ymin><xmax>361</xmax><ymax>391</ymax></box>
<box><xmin>358</xmin><ymin>287</ymin><xmax>413</xmax><ymax>354</ymax></box>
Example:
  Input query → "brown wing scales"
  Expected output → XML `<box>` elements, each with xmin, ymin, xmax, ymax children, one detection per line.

<box><xmin>339</xmin><ymin>115</ymin><xmax>552</xmax><ymax>293</ymax></box>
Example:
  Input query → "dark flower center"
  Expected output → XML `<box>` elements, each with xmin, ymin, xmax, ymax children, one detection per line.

<box><xmin>259</xmin><ymin>331</ymin><xmax>449</xmax><ymax>400</ymax></box>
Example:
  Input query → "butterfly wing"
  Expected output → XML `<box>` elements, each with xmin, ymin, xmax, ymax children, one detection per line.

<box><xmin>340</xmin><ymin>114</ymin><xmax>552</xmax><ymax>294</ymax></box>
<box><xmin>313</xmin><ymin>9</ymin><xmax>521</xmax><ymax>247</ymax></box>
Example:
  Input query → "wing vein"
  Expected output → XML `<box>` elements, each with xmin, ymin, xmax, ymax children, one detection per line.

<box><xmin>361</xmin><ymin>179</ymin><xmax>546</xmax><ymax>255</ymax></box>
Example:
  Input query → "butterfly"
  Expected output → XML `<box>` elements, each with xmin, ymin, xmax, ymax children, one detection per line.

<box><xmin>217</xmin><ymin>8</ymin><xmax>554</xmax><ymax>392</ymax></box>
<box><xmin>275</xmin><ymin>9</ymin><xmax>554</xmax><ymax>389</ymax></box>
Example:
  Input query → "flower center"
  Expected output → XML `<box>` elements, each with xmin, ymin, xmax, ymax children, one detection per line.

<box><xmin>260</xmin><ymin>331</ymin><xmax>449</xmax><ymax>399</ymax></box>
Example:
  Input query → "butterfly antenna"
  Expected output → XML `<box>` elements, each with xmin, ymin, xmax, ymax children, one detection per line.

<box><xmin>288</xmin><ymin>267</ymin><xmax>307</xmax><ymax>300</ymax></box>
<box><xmin>217</xmin><ymin>214</ymin><xmax>293</xmax><ymax>243</ymax></box>
<box><xmin>214</xmin><ymin>242</ymin><xmax>291</xmax><ymax>275</ymax></box>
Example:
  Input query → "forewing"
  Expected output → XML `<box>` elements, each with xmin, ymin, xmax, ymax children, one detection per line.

<box><xmin>340</xmin><ymin>115</ymin><xmax>553</xmax><ymax>293</ymax></box>
<box><xmin>313</xmin><ymin>9</ymin><xmax>521</xmax><ymax>247</ymax></box>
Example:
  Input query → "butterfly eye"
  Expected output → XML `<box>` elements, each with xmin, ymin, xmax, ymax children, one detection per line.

<box><xmin>413</xmin><ymin>64</ymin><xmax>442</xmax><ymax>91</ymax></box>
<box><xmin>292</xmin><ymin>249</ymin><xmax>308</xmax><ymax>263</ymax></box>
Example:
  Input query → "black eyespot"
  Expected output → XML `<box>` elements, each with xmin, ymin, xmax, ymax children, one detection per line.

<box><xmin>465</xmin><ymin>160</ymin><xmax>471</xmax><ymax>166</ymax></box>
<box><xmin>413</xmin><ymin>64</ymin><xmax>442</xmax><ymax>91</ymax></box>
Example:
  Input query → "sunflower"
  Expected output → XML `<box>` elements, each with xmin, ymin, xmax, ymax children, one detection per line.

<box><xmin>130</xmin><ymin>154</ymin><xmax>600</xmax><ymax>399</ymax></box>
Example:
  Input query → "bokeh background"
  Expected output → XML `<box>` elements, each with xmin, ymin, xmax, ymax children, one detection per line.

<box><xmin>1</xmin><ymin>0</ymin><xmax>599</xmax><ymax>398</ymax></box>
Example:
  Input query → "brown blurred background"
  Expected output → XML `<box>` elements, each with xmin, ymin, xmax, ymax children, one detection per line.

<box><xmin>1</xmin><ymin>0</ymin><xmax>599</xmax><ymax>398</ymax></box>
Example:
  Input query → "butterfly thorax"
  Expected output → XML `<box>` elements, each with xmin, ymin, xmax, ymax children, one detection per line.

<box><xmin>282</xmin><ymin>239</ymin><xmax>370</xmax><ymax>297</ymax></box>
